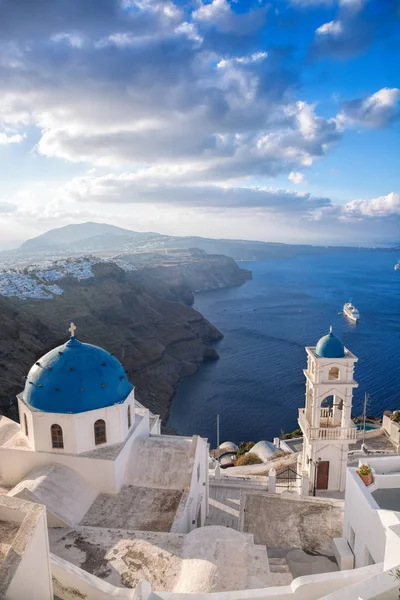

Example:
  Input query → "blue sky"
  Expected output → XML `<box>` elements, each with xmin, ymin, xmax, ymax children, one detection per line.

<box><xmin>0</xmin><ymin>0</ymin><xmax>399</xmax><ymax>248</ymax></box>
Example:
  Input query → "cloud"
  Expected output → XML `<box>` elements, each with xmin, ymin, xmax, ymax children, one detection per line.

<box><xmin>341</xmin><ymin>192</ymin><xmax>400</xmax><ymax>219</ymax></box>
<box><xmin>192</xmin><ymin>0</ymin><xmax>268</xmax><ymax>34</ymax></box>
<box><xmin>310</xmin><ymin>0</ymin><xmax>397</xmax><ymax>60</ymax></box>
<box><xmin>338</xmin><ymin>88</ymin><xmax>400</xmax><ymax>129</ymax></box>
<box><xmin>0</xmin><ymin>202</ymin><xmax>17</xmax><ymax>214</ymax></box>
<box><xmin>316</xmin><ymin>20</ymin><xmax>343</xmax><ymax>37</ymax></box>
<box><xmin>288</xmin><ymin>172</ymin><xmax>305</xmax><ymax>185</ymax></box>
<box><xmin>0</xmin><ymin>132</ymin><xmax>24</xmax><ymax>145</ymax></box>
<box><xmin>58</xmin><ymin>172</ymin><xmax>333</xmax><ymax>216</ymax></box>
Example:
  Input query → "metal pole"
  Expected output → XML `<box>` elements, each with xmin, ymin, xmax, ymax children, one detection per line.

<box><xmin>362</xmin><ymin>393</ymin><xmax>369</xmax><ymax>449</ymax></box>
<box><xmin>313</xmin><ymin>461</ymin><xmax>317</xmax><ymax>496</ymax></box>
<box><xmin>216</xmin><ymin>414</ymin><xmax>220</xmax><ymax>463</ymax></box>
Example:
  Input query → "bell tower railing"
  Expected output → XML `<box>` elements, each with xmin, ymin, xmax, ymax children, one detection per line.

<box><xmin>298</xmin><ymin>408</ymin><xmax>357</xmax><ymax>441</ymax></box>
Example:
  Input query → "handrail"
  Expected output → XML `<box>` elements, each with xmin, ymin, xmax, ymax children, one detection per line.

<box><xmin>298</xmin><ymin>409</ymin><xmax>357</xmax><ymax>440</ymax></box>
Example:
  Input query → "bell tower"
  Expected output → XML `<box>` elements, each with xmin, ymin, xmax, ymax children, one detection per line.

<box><xmin>298</xmin><ymin>327</ymin><xmax>358</xmax><ymax>493</ymax></box>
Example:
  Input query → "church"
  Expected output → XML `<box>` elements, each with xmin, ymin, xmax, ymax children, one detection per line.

<box><xmin>1</xmin><ymin>325</ymin><xmax>400</xmax><ymax>600</ymax></box>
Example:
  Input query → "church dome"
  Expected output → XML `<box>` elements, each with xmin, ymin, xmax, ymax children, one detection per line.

<box><xmin>24</xmin><ymin>335</ymin><xmax>133</xmax><ymax>414</ymax></box>
<box><xmin>315</xmin><ymin>328</ymin><xmax>345</xmax><ymax>359</ymax></box>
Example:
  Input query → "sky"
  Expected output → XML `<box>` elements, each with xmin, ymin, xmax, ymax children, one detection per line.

<box><xmin>0</xmin><ymin>0</ymin><xmax>399</xmax><ymax>249</ymax></box>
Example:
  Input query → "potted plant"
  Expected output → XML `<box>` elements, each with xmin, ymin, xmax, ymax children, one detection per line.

<box><xmin>357</xmin><ymin>464</ymin><xmax>373</xmax><ymax>486</ymax></box>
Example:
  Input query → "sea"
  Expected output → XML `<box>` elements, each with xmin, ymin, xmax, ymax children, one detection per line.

<box><xmin>167</xmin><ymin>250</ymin><xmax>400</xmax><ymax>447</ymax></box>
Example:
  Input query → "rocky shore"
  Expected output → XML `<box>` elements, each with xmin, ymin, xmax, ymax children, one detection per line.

<box><xmin>0</xmin><ymin>255</ymin><xmax>251</xmax><ymax>424</ymax></box>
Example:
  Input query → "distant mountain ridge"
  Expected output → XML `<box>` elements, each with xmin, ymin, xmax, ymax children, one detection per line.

<box><xmin>20</xmin><ymin>222</ymin><xmax>143</xmax><ymax>250</ymax></box>
<box><xmin>3</xmin><ymin>221</ymin><xmax>399</xmax><ymax>264</ymax></box>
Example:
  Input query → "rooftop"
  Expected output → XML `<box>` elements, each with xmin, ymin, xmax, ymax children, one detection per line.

<box><xmin>23</xmin><ymin>334</ymin><xmax>133</xmax><ymax>414</ymax></box>
<box><xmin>49</xmin><ymin>524</ymin><xmax>270</xmax><ymax>592</ymax></box>
<box><xmin>372</xmin><ymin>488</ymin><xmax>400</xmax><ymax>511</ymax></box>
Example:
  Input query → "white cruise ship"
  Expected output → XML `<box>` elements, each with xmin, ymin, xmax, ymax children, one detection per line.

<box><xmin>395</xmin><ymin>261</ymin><xmax>400</xmax><ymax>271</ymax></box>
<box><xmin>343</xmin><ymin>302</ymin><xmax>360</xmax><ymax>322</ymax></box>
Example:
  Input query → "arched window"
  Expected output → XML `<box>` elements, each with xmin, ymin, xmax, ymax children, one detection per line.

<box><xmin>51</xmin><ymin>424</ymin><xmax>64</xmax><ymax>449</ymax></box>
<box><xmin>24</xmin><ymin>414</ymin><xmax>28</xmax><ymax>437</ymax></box>
<box><xmin>328</xmin><ymin>367</ymin><xmax>340</xmax><ymax>380</ymax></box>
<box><xmin>127</xmin><ymin>405</ymin><xmax>131</xmax><ymax>429</ymax></box>
<box><xmin>94</xmin><ymin>419</ymin><xmax>106</xmax><ymax>445</ymax></box>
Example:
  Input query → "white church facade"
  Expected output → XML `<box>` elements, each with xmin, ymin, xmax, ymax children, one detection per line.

<box><xmin>1</xmin><ymin>325</ymin><xmax>400</xmax><ymax>600</ymax></box>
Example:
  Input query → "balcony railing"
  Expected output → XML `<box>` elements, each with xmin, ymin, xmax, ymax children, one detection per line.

<box><xmin>298</xmin><ymin>408</ymin><xmax>357</xmax><ymax>441</ymax></box>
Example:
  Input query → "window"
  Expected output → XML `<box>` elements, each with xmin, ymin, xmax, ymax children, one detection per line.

<box><xmin>127</xmin><ymin>405</ymin><xmax>131</xmax><ymax>429</ymax></box>
<box><xmin>51</xmin><ymin>424</ymin><xmax>64</xmax><ymax>449</ymax></box>
<box><xmin>94</xmin><ymin>419</ymin><xmax>107</xmax><ymax>445</ymax></box>
<box><xmin>24</xmin><ymin>414</ymin><xmax>28</xmax><ymax>437</ymax></box>
<box><xmin>197</xmin><ymin>463</ymin><xmax>201</xmax><ymax>482</ymax></box>
<box><xmin>328</xmin><ymin>367</ymin><xmax>340</xmax><ymax>380</ymax></box>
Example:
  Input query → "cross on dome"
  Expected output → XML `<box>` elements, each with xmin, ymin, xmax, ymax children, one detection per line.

<box><xmin>68</xmin><ymin>322</ymin><xmax>77</xmax><ymax>338</ymax></box>
<box><xmin>329</xmin><ymin>325</ymin><xmax>333</xmax><ymax>334</ymax></box>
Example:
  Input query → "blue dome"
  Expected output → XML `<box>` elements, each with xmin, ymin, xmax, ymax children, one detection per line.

<box><xmin>315</xmin><ymin>330</ymin><xmax>345</xmax><ymax>359</ymax></box>
<box><xmin>24</xmin><ymin>337</ymin><xmax>133</xmax><ymax>414</ymax></box>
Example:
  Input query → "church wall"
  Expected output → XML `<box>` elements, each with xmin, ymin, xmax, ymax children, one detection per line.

<box><xmin>19</xmin><ymin>389</ymin><xmax>137</xmax><ymax>456</ymax></box>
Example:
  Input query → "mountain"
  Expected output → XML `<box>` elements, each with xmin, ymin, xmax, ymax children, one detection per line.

<box><xmin>20</xmin><ymin>222</ymin><xmax>139</xmax><ymax>251</ymax></box>
<box><xmin>3</xmin><ymin>221</ymin><xmax>399</xmax><ymax>266</ymax></box>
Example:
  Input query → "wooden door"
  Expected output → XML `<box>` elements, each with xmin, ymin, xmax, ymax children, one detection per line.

<box><xmin>317</xmin><ymin>461</ymin><xmax>329</xmax><ymax>490</ymax></box>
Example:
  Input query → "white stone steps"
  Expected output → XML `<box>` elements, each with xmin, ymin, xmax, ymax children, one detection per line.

<box><xmin>268</xmin><ymin>572</ymin><xmax>294</xmax><ymax>586</ymax></box>
<box><xmin>266</xmin><ymin>553</ymin><xmax>293</xmax><ymax>586</ymax></box>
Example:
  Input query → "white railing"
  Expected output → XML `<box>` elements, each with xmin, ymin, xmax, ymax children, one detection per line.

<box><xmin>320</xmin><ymin>408</ymin><xmax>331</xmax><ymax>419</ymax></box>
<box><xmin>298</xmin><ymin>409</ymin><xmax>357</xmax><ymax>441</ymax></box>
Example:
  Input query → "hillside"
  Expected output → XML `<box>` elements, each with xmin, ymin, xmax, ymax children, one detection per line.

<box><xmin>2</xmin><ymin>221</ymin><xmax>396</xmax><ymax>266</ymax></box>
<box><xmin>0</xmin><ymin>261</ymin><xmax>225</xmax><ymax>424</ymax></box>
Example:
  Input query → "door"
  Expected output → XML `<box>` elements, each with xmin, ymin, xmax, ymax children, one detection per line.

<box><xmin>317</xmin><ymin>461</ymin><xmax>329</xmax><ymax>490</ymax></box>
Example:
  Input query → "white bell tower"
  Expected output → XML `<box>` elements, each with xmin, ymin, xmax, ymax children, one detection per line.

<box><xmin>298</xmin><ymin>327</ymin><xmax>358</xmax><ymax>493</ymax></box>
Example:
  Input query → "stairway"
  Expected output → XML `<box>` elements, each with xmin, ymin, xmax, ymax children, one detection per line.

<box><xmin>267</xmin><ymin>554</ymin><xmax>293</xmax><ymax>586</ymax></box>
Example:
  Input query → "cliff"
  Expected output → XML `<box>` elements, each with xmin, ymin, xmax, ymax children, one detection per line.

<box><xmin>121</xmin><ymin>249</ymin><xmax>252</xmax><ymax>304</ymax></box>
<box><xmin>0</xmin><ymin>261</ymin><xmax>227</xmax><ymax>424</ymax></box>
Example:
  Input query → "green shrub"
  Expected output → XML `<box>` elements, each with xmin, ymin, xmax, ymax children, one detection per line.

<box><xmin>236</xmin><ymin>441</ymin><xmax>255</xmax><ymax>458</ymax></box>
<box><xmin>282</xmin><ymin>428</ymin><xmax>302</xmax><ymax>440</ymax></box>
<box><xmin>236</xmin><ymin>452</ymin><xmax>262</xmax><ymax>466</ymax></box>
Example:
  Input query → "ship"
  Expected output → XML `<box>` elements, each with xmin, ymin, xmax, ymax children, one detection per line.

<box><xmin>395</xmin><ymin>261</ymin><xmax>400</xmax><ymax>271</ymax></box>
<box><xmin>343</xmin><ymin>302</ymin><xmax>360</xmax><ymax>322</ymax></box>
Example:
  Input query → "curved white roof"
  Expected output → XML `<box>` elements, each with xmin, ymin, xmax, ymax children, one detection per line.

<box><xmin>250</xmin><ymin>440</ymin><xmax>279</xmax><ymax>463</ymax></box>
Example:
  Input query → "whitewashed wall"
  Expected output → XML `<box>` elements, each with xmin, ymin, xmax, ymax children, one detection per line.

<box><xmin>170</xmin><ymin>435</ymin><xmax>209</xmax><ymax>533</ymax></box>
<box><xmin>1</xmin><ymin>500</ymin><xmax>53</xmax><ymax>600</ymax></box>
<box><xmin>0</xmin><ymin>446</ymin><xmax>118</xmax><ymax>493</ymax></box>
<box><xmin>343</xmin><ymin>468</ymin><xmax>387</xmax><ymax>567</ymax></box>
<box><xmin>18</xmin><ymin>390</ymin><xmax>136</xmax><ymax>455</ymax></box>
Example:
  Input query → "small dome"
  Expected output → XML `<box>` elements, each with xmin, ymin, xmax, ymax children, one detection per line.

<box><xmin>24</xmin><ymin>336</ymin><xmax>133</xmax><ymax>414</ymax></box>
<box><xmin>251</xmin><ymin>441</ymin><xmax>279</xmax><ymax>462</ymax></box>
<box><xmin>219</xmin><ymin>441</ymin><xmax>238</xmax><ymax>452</ymax></box>
<box><xmin>315</xmin><ymin>329</ymin><xmax>345</xmax><ymax>359</ymax></box>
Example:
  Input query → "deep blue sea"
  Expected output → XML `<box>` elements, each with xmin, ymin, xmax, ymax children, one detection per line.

<box><xmin>167</xmin><ymin>251</ymin><xmax>400</xmax><ymax>447</ymax></box>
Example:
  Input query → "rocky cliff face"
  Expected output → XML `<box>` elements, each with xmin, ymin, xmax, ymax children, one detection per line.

<box><xmin>123</xmin><ymin>250</ymin><xmax>252</xmax><ymax>305</ymax></box>
<box><xmin>0</xmin><ymin>262</ymin><xmax>226</xmax><ymax>423</ymax></box>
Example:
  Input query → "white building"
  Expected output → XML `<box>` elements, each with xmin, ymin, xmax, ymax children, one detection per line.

<box><xmin>298</xmin><ymin>327</ymin><xmax>358</xmax><ymax>492</ymax></box>
<box><xmin>2</xmin><ymin>324</ymin><xmax>400</xmax><ymax>600</ymax></box>
<box><xmin>344</xmin><ymin>456</ymin><xmax>400</xmax><ymax>570</ymax></box>
<box><xmin>0</xmin><ymin>324</ymin><xmax>209</xmax><ymax>532</ymax></box>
